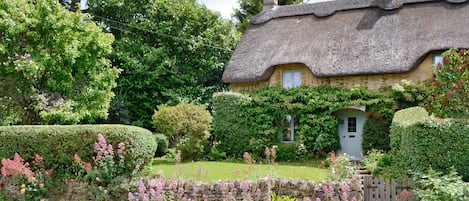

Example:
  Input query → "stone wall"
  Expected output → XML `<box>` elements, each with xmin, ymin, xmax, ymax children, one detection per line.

<box><xmin>128</xmin><ymin>175</ymin><xmax>363</xmax><ymax>201</ymax></box>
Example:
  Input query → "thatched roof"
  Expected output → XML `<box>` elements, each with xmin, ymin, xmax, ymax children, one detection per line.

<box><xmin>223</xmin><ymin>0</ymin><xmax>469</xmax><ymax>83</ymax></box>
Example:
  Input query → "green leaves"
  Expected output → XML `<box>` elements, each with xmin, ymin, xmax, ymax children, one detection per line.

<box><xmin>428</xmin><ymin>48</ymin><xmax>469</xmax><ymax>118</ymax></box>
<box><xmin>0</xmin><ymin>0</ymin><xmax>119</xmax><ymax>125</ymax></box>
<box><xmin>88</xmin><ymin>0</ymin><xmax>239</xmax><ymax>128</ymax></box>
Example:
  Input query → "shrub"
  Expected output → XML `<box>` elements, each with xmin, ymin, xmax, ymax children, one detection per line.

<box><xmin>427</xmin><ymin>48</ymin><xmax>469</xmax><ymax>118</ymax></box>
<box><xmin>389</xmin><ymin>107</ymin><xmax>428</xmax><ymax>156</ymax></box>
<box><xmin>413</xmin><ymin>168</ymin><xmax>469</xmax><ymax>201</ymax></box>
<box><xmin>212</xmin><ymin>92</ymin><xmax>253</xmax><ymax>159</ymax></box>
<box><xmin>154</xmin><ymin>134</ymin><xmax>169</xmax><ymax>157</ymax></box>
<box><xmin>362</xmin><ymin>114</ymin><xmax>391</xmax><ymax>153</ymax></box>
<box><xmin>363</xmin><ymin>150</ymin><xmax>392</xmax><ymax>177</ymax></box>
<box><xmin>152</xmin><ymin>103</ymin><xmax>211</xmax><ymax>161</ymax></box>
<box><xmin>390</xmin><ymin>107</ymin><xmax>469</xmax><ymax>180</ymax></box>
<box><xmin>0</xmin><ymin>125</ymin><xmax>156</xmax><ymax>177</ymax></box>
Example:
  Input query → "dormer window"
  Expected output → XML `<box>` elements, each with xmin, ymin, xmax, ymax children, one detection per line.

<box><xmin>283</xmin><ymin>70</ymin><xmax>302</xmax><ymax>88</ymax></box>
<box><xmin>433</xmin><ymin>54</ymin><xmax>443</xmax><ymax>66</ymax></box>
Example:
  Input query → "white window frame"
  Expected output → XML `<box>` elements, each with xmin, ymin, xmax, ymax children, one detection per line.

<box><xmin>281</xmin><ymin>115</ymin><xmax>297</xmax><ymax>143</ymax></box>
<box><xmin>282</xmin><ymin>70</ymin><xmax>302</xmax><ymax>89</ymax></box>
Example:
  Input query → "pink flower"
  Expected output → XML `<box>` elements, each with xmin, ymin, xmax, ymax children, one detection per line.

<box><xmin>39</xmin><ymin>183</ymin><xmax>45</xmax><ymax>188</ymax></box>
<box><xmin>107</xmin><ymin>144</ymin><xmax>114</xmax><ymax>156</ymax></box>
<box><xmin>316</xmin><ymin>198</ymin><xmax>321</xmax><ymax>201</ymax></box>
<box><xmin>73</xmin><ymin>154</ymin><xmax>81</xmax><ymax>163</ymax></box>
<box><xmin>84</xmin><ymin>162</ymin><xmax>92</xmax><ymax>172</ymax></box>
<box><xmin>128</xmin><ymin>192</ymin><xmax>136</xmax><ymax>201</ymax></box>
<box><xmin>117</xmin><ymin>142</ymin><xmax>125</xmax><ymax>155</ymax></box>
<box><xmin>134</xmin><ymin>164</ymin><xmax>140</xmax><ymax>172</ymax></box>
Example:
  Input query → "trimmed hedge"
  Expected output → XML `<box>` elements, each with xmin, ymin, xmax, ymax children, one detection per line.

<box><xmin>390</xmin><ymin>107</ymin><xmax>469</xmax><ymax>181</ymax></box>
<box><xmin>0</xmin><ymin>125</ymin><xmax>156</xmax><ymax>175</ymax></box>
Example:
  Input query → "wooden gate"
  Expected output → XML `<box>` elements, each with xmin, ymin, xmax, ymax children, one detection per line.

<box><xmin>363</xmin><ymin>175</ymin><xmax>413</xmax><ymax>201</ymax></box>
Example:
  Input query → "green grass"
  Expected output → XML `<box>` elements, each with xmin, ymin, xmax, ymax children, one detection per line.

<box><xmin>142</xmin><ymin>160</ymin><xmax>330</xmax><ymax>182</ymax></box>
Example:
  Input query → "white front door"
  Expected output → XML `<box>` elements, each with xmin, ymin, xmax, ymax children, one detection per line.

<box><xmin>337</xmin><ymin>111</ymin><xmax>366</xmax><ymax>160</ymax></box>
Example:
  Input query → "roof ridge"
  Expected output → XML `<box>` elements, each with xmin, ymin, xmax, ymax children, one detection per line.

<box><xmin>251</xmin><ymin>0</ymin><xmax>466</xmax><ymax>24</ymax></box>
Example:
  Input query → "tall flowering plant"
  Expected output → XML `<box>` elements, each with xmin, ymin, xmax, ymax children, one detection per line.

<box><xmin>73</xmin><ymin>133</ymin><xmax>135</xmax><ymax>200</ymax></box>
<box><xmin>1</xmin><ymin>153</ymin><xmax>53</xmax><ymax>201</ymax></box>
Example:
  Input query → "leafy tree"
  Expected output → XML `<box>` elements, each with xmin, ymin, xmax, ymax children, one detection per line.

<box><xmin>428</xmin><ymin>48</ymin><xmax>468</xmax><ymax>118</ymax></box>
<box><xmin>88</xmin><ymin>0</ymin><xmax>239</xmax><ymax>128</ymax></box>
<box><xmin>234</xmin><ymin>0</ymin><xmax>303</xmax><ymax>32</ymax></box>
<box><xmin>0</xmin><ymin>0</ymin><xmax>119</xmax><ymax>125</ymax></box>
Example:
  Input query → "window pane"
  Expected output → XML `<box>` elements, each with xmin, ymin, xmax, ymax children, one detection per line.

<box><xmin>283</xmin><ymin>72</ymin><xmax>293</xmax><ymax>88</ymax></box>
<box><xmin>433</xmin><ymin>55</ymin><xmax>443</xmax><ymax>66</ymax></box>
<box><xmin>348</xmin><ymin>117</ymin><xmax>357</xmax><ymax>132</ymax></box>
<box><xmin>283</xmin><ymin>70</ymin><xmax>302</xmax><ymax>88</ymax></box>
<box><xmin>282</xmin><ymin>115</ymin><xmax>295</xmax><ymax>142</ymax></box>
<box><xmin>293</xmin><ymin>71</ymin><xmax>302</xmax><ymax>87</ymax></box>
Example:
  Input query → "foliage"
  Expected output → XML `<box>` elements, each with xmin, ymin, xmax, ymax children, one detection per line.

<box><xmin>1</xmin><ymin>153</ymin><xmax>53</xmax><ymax>201</ymax></box>
<box><xmin>390</xmin><ymin>107</ymin><xmax>469</xmax><ymax>180</ymax></box>
<box><xmin>325</xmin><ymin>153</ymin><xmax>357</xmax><ymax>180</ymax></box>
<box><xmin>73</xmin><ymin>134</ymin><xmax>138</xmax><ymax>200</ymax></box>
<box><xmin>362</xmin><ymin>114</ymin><xmax>391</xmax><ymax>153</ymax></box>
<box><xmin>383</xmin><ymin>80</ymin><xmax>433</xmax><ymax>111</ymax></box>
<box><xmin>363</xmin><ymin>150</ymin><xmax>392</xmax><ymax>177</ymax></box>
<box><xmin>0</xmin><ymin>125</ymin><xmax>156</xmax><ymax>177</ymax></box>
<box><xmin>427</xmin><ymin>48</ymin><xmax>469</xmax><ymax>118</ymax></box>
<box><xmin>0</xmin><ymin>0</ymin><xmax>119</xmax><ymax>125</ymax></box>
<box><xmin>212</xmin><ymin>87</ymin><xmax>390</xmax><ymax>160</ymax></box>
<box><xmin>413</xmin><ymin>168</ymin><xmax>469</xmax><ymax>201</ymax></box>
<box><xmin>233</xmin><ymin>0</ymin><xmax>303</xmax><ymax>32</ymax></box>
<box><xmin>152</xmin><ymin>103</ymin><xmax>212</xmax><ymax>161</ymax></box>
<box><xmin>271</xmin><ymin>192</ymin><xmax>298</xmax><ymax>201</ymax></box>
<box><xmin>87</xmin><ymin>0</ymin><xmax>239</xmax><ymax>129</ymax></box>
<box><xmin>154</xmin><ymin>134</ymin><xmax>169</xmax><ymax>158</ymax></box>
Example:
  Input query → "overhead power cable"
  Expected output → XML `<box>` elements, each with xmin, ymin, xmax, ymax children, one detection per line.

<box><xmin>93</xmin><ymin>15</ymin><xmax>233</xmax><ymax>52</ymax></box>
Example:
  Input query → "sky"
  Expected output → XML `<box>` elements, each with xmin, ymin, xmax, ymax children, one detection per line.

<box><xmin>198</xmin><ymin>0</ymin><xmax>240</xmax><ymax>20</ymax></box>
<box><xmin>199</xmin><ymin>0</ymin><xmax>333</xmax><ymax>20</ymax></box>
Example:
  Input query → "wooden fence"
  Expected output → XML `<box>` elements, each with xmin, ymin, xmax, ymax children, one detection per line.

<box><xmin>363</xmin><ymin>175</ymin><xmax>414</xmax><ymax>201</ymax></box>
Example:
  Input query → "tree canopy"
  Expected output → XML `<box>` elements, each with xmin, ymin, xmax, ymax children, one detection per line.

<box><xmin>88</xmin><ymin>0</ymin><xmax>239</xmax><ymax>128</ymax></box>
<box><xmin>234</xmin><ymin>0</ymin><xmax>303</xmax><ymax>32</ymax></box>
<box><xmin>0</xmin><ymin>0</ymin><xmax>119</xmax><ymax>125</ymax></box>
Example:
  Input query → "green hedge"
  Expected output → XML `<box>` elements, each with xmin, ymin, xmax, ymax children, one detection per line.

<box><xmin>0</xmin><ymin>125</ymin><xmax>156</xmax><ymax>175</ymax></box>
<box><xmin>390</xmin><ymin>107</ymin><xmax>469</xmax><ymax>181</ymax></box>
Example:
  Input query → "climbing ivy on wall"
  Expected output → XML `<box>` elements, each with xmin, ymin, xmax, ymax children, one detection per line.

<box><xmin>212</xmin><ymin>86</ymin><xmax>396</xmax><ymax>160</ymax></box>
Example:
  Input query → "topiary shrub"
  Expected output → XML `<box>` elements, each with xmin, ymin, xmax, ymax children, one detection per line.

<box><xmin>362</xmin><ymin>113</ymin><xmax>391</xmax><ymax>153</ymax></box>
<box><xmin>390</xmin><ymin>107</ymin><xmax>469</xmax><ymax>181</ymax></box>
<box><xmin>0</xmin><ymin>125</ymin><xmax>156</xmax><ymax>177</ymax></box>
<box><xmin>152</xmin><ymin>103</ymin><xmax>211</xmax><ymax>161</ymax></box>
<box><xmin>154</xmin><ymin>134</ymin><xmax>169</xmax><ymax>157</ymax></box>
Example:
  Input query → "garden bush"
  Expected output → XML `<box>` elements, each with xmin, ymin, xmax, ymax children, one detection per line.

<box><xmin>427</xmin><ymin>48</ymin><xmax>468</xmax><ymax>118</ymax></box>
<box><xmin>0</xmin><ymin>125</ymin><xmax>156</xmax><ymax>176</ymax></box>
<box><xmin>152</xmin><ymin>103</ymin><xmax>211</xmax><ymax>161</ymax></box>
<box><xmin>154</xmin><ymin>134</ymin><xmax>169</xmax><ymax>157</ymax></box>
<box><xmin>362</xmin><ymin>114</ymin><xmax>391</xmax><ymax>153</ymax></box>
<box><xmin>390</xmin><ymin>107</ymin><xmax>469</xmax><ymax>181</ymax></box>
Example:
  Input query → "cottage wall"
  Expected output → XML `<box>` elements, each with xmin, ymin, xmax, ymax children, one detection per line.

<box><xmin>230</xmin><ymin>53</ymin><xmax>434</xmax><ymax>91</ymax></box>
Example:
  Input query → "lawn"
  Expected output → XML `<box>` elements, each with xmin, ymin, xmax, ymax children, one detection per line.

<box><xmin>142</xmin><ymin>160</ymin><xmax>330</xmax><ymax>182</ymax></box>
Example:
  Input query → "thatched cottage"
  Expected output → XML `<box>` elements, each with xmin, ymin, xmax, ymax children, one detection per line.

<box><xmin>222</xmin><ymin>0</ymin><xmax>469</xmax><ymax>159</ymax></box>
